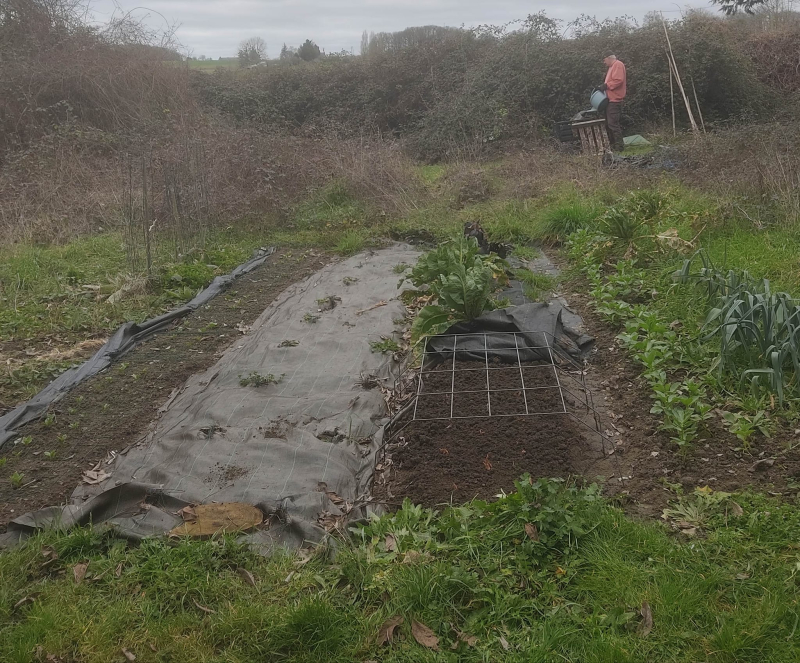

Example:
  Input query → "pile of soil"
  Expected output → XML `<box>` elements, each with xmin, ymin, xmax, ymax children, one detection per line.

<box><xmin>0</xmin><ymin>250</ymin><xmax>330</xmax><ymax>529</ymax></box>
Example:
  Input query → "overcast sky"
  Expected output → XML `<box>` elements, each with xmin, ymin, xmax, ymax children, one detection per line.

<box><xmin>93</xmin><ymin>1</ymin><xmax>713</xmax><ymax>58</ymax></box>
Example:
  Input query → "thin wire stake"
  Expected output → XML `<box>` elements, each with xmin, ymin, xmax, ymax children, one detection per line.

<box><xmin>547</xmin><ymin>341</ymin><xmax>568</xmax><ymax>415</ymax></box>
<box><xmin>515</xmin><ymin>334</ymin><xmax>529</xmax><ymax>415</ymax></box>
<box><xmin>484</xmin><ymin>333</ymin><xmax>491</xmax><ymax>416</ymax></box>
<box><xmin>450</xmin><ymin>335</ymin><xmax>456</xmax><ymax>419</ymax></box>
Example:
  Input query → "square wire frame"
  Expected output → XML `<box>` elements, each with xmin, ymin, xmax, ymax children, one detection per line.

<box><xmin>382</xmin><ymin>330</ymin><xmax>609</xmax><ymax>452</ymax></box>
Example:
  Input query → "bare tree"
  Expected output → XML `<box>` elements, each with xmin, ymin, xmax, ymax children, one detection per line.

<box><xmin>238</xmin><ymin>36</ymin><xmax>266</xmax><ymax>67</ymax></box>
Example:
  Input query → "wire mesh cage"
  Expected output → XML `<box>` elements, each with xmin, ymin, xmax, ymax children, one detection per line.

<box><xmin>380</xmin><ymin>331</ymin><xmax>615</xmax><ymax>467</ymax></box>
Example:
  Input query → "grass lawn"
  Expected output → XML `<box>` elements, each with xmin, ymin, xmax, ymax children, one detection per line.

<box><xmin>0</xmin><ymin>480</ymin><xmax>798</xmax><ymax>662</ymax></box>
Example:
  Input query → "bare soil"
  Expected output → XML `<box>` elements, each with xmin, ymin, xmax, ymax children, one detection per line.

<box><xmin>0</xmin><ymin>250</ymin><xmax>330</xmax><ymax>529</ymax></box>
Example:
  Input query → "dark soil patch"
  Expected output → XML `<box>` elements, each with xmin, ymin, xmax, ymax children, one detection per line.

<box><xmin>388</xmin><ymin>415</ymin><xmax>581</xmax><ymax>506</ymax></box>
<box><xmin>0</xmin><ymin>250</ymin><xmax>330</xmax><ymax>529</ymax></box>
<box><xmin>385</xmin><ymin>360</ymin><xmax>605</xmax><ymax>506</ymax></box>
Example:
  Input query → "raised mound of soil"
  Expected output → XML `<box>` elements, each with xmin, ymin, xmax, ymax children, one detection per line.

<box><xmin>387</xmin><ymin>414</ymin><xmax>584</xmax><ymax>506</ymax></box>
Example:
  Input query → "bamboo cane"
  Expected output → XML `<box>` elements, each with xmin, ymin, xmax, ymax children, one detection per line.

<box><xmin>661</xmin><ymin>16</ymin><xmax>700</xmax><ymax>135</ymax></box>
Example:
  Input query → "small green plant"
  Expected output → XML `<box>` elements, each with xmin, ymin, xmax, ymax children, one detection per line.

<box><xmin>44</xmin><ymin>413</ymin><xmax>56</xmax><ymax>427</ymax></box>
<box><xmin>44</xmin><ymin>450</ymin><xmax>57</xmax><ymax>459</ymax></box>
<box><xmin>0</xmin><ymin>457</ymin><xmax>7</xmax><ymax>468</ymax></box>
<box><xmin>369</xmin><ymin>338</ymin><xmax>401</xmax><ymax>354</ymax></box>
<box><xmin>239</xmin><ymin>372</ymin><xmax>285</xmax><ymax>388</ymax></box>
<box><xmin>722</xmin><ymin>411</ymin><xmax>773</xmax><ymax>449</ymax></box>
<box><xmin>303</xmin><ymin>313</ymin><xmax>320</xmax><ymax>324</ymax></box>
<box><xmin>20</xmin><ymin>436</ymin><xmax>32</xmax><ymax>446</ymax></box>
<box><xmin>76</xmin><ymin>396</ymin><xmax>84</xmax><ymax>404</ymax></box>
<box><xmin>69</xmin><ymin>421</ymin><xmax>79</xmax><ymax>430</ymax></box>
<box><xmin>334</xmin><ymin>231</ymin><xmax>365</xmax><ymax>256</ymax></box>
<box><xmin>393</xmin><ymin>263</ymin><xmax>412</xmax><ymax>274</ymax></box>
<box><xmin>118</xmin><ymin>362</ymin><xmax>130</xmax><ymax>372</ymax></box>
<box><xmin>516</xmin><ymin>268</ymin><xmax>557</xmax><ymax>301</ymax></box>
<box><xmin>342</xmin><ymin>277</ymin><xmax>359</xmax><ymax>286</ymax></box>
<box><xmin>57</xmin><ymin>433</ymin><xmax>67</xmax><ymax>444</ymax></box>
<box><xmin>10</xmin><ymin>472</ymin><xmax>24</xmax><ymax>489</ymax></box>
<box><xmin>279</xmin><ymin>339</ymin><xmax>300</xmax><ymax>348</ymax></box>
<box><xmin>102</xmin><ymin>403</ymin><xmax>110</xmax><ymax>411</ymax></box>
<box><xmin>512</xmin><ymin>245</ymin><xmax>538</xmax><ymax>261</ymax></box>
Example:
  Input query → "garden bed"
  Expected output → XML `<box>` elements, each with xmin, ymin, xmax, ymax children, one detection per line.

<box><xmin>379</xmin><ymin>354</ymin><xmax>613</xmax><ymax>506</ymax></box>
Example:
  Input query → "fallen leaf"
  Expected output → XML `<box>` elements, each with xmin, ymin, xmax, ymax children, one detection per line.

<box><xmin>13</xmin><ymin>596</ymin><xmax>36</xmax><ymax>610</ymax></box>
<box><xmin>451</xmin><ymin>632</ymin><xmax>478</xmax><ymax>649</ymax></box>
<box><xmin>555</xmin><ymin>566</ymin><xmax>566</xmax><ymax>577</ymax></box>
<box><xmin>295</xmin><ymin>548</ymin><xmax>313</xmax><ymax>566</ymax></box>
<box><xmin>385</xmin><ymin>534</ymin><xmax>397</xmax><ymax>552</ymax></box>
<box><xmin>411</xmin><ymin>620</ymin><xmax>439</xmax><ymax>650</ymax></box>
<box><xmin>237</xmin><ymin>567</ymin><xmax>257</xmax><ymax>587</ymax></box>
<box><xmin>193</xmin><ymin>599</ymin><xmax>216</xmax><ymax>614</ymax></box>
<box><xmin>499</xmin><ymin>635</ymin><xmax>511</xmax><ymax>651</ymax></box>
<box><xmin>177</xmin><ymin>506</ymin><xmax>198</xmax><ymax>522</ymax></box>
<box><xmin>736</xmin><ymin>573</ymin><xmax>750</xmax><ymax>580</ymax></box>
<box><xmin>730</xmin><ymin>502</ymin><xmax>744</xmax><ymax>517</ymax></box>
<box><xmin>403</xmin><ymin>550</ymin><xmax>422</xmax><ymax>564</ymax></box>
<box><xmin>73</xmin><ymin>562</ymin><xmax>88</xmax><ymax>585</ymax></box>
<box><xmin>482</xmin><ymin>454</ymin><xmax>492</xmax><ymax>471</ymax></box>
<box><xmin>121</xmin><ymin>648</ymin><xmax>136</xmax><ymax>661</ymax></box>
<box><xmin>524</xmin><ymin>523</ymin><xmax>539</xmax><ymax>541</ymax></box>
<box><xmin>377</xmin><ymin>616</ymin><xmax>404</xmax><ymax>646</ymax></box>
<box><xmin>81</xmin><ymin>468</ymin><xmax>111</xmax><ymax>485</ymax></box>
<box><xmin>638</xmin><ymin>601</ymin><xmax>653</xmax><ymax>637</ymax></box>
<box><xmin>148</xmin><ymin>644</ymin><xmax>158</xmax><ymax>652</ymax></box>
<box><xmin>115</xmin><ymin>562</ymin><xmax>123</xmax><ymax>578</ymax></box>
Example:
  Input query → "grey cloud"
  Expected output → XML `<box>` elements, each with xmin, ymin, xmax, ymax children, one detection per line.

<box><xmin>92</xmin><ymin>0</ymin><xmax>711</xmax><ymax>57</ymax></box>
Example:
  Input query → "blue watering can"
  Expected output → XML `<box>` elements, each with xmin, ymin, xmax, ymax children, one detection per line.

<box><xmin>590</xmin><ymin>88</ymin><xmax>609</xmax><ymax>112</ymax></box>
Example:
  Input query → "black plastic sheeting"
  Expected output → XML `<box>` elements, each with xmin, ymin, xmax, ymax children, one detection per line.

<box><xmin>0</xmin><ymin>247</ymin><xmax>275</xmax><ymax>451</ymax></box>
<box><xmin>425</xmin><ymin>302</ymin><xmax>595</xmax><ymax>366</ymax></box>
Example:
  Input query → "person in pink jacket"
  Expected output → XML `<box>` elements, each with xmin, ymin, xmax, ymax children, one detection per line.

<box><xmin>598</xmin><ymin>52</ymin><xmax>627</xmax><ymax>151</ymax></box>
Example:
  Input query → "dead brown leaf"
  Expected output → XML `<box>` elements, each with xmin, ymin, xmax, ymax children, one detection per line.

<box><xmin>524</xmin><ymin>523</ymin><xmax>539</xmax><ymax>541</ymax></box>
<box><xmin>13</xmin><ymin>596</ymin><xmax>36</xmax><ymax>610</ymax></box>
<box><xmin>121</xmin><ymin>648</ymin><xmax>136</xmax><ymax>661</ymax></box>
<box><xmin>177</xmin><ymin>506</ymin><xmax>198</xmax><ymax>522</ymax></box>
<box><xmin>403</xmin><ymin>550</ymin><xmax>423</xmax><ymax>564</ymax></box>
<box><xmin>72</xmin><ymin>562</ymin><xmax>88</xmax><ymax>585</ymax></box>
<box><xmin>499</xmin><ymin>635</ymin><xmax>511</xmax><ymax>651</ymax></box>
<box><xmin>638</xmin><ymin>601</ymin><xmax>653</xmax><ymax>637</ymax></box>
<box><xmin>193</xmin><ymin>599</ymin><xmax>216</xmax><ymax>614</ymax></box>
<box><xmin>730</xmin><ymin>502</ymin><xmax>744</xmax><ymax>517</ymax></box>
<box><xmin>482</xmin><ymin>454</ymin><xmax>492</xmax><ymax>471</ymax></box>
<box><xmin>450</xmin><ymin>631</ymin><xmax>479</xmax><ymax>649</ymax></box>
<box><xmin>377</xmin><ymin>615</ymin><xmax>404</xmax><ymax>646</ymax></box>
<box><xmin>385</xmin><ymin>534</ymin><xmax>397</xmax><ymax>552</ymax></box>
<box><xmin>411</xmin><ymin>620</ymin><xmax>439</xmax><ymax>650</ymax></box>
<box><xmin>115</xmin><ymin>562</ymin><xmax>123</xmax><ymax>578</ymax></box>
<box><xmin>237</xmin><ymin>567</ymin><xmax>257</xmax><ymax>587</ymax></box>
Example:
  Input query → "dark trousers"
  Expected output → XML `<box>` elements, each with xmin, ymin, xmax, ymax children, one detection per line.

<box><xmin>605</xmin><ymin>102</ymin><xmax>623</xmax><ymax>151</ymax></box>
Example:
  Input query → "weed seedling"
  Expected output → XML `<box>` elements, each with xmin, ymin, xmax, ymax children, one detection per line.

<box><xmin>370</xmin><ymin>338</ymin><xmax>401</xmax><ymax>354</ymax></box>
<box><xmin>0</xmin><ymin>458</ymin><xmax>7</xmax><ymax>468</ymax></box>
<box><xmin>44</xmin><ymin>450</ymin><xmax>56</xmax><ymax>459</ymax></box>
<box><xmin>303</xmin><ymin>313</ymin><xmax>320</xmax><ymax>324</ymax></box>
<box><xmin>20</xmin><ymin>436</ymin><xmax>32</xmax><ymax>446</ymax></box>
<box><xmin>239</xmin><ymin>372</ymin><xmax>285</xmax><ymax>388</ymax></box>
<box><xmin>118</xmin><ymin>362</ymin><xmax>129</xmax><ymax>372</ymax></box>
<box><xmin>10</xmin><ymin>472</ymin><xmax>24</xmax><ymax>489</ymax></box>
<box><xmin>44</xmin><ymin>413</ymin><xmax>55</xmax><ymax>427</ymax></box>
<box><xmin>69</xmin><ymin>421</ymin><xmax>79</xmax><ymax>430</ymax></box>
<box><xmin>342</xmin><ymin>277</ymin><xmax>359</xmax><ymax>286</ymax></box>
<box><xmin>57</xmin><ymin>433</ymin><xmax>67</xmax><ymax>444</ymax></box>
<box><xmin>393</xmin><ymin>263</ymin><xmax>412</xmax><ymax>274</ymax></box>
<box><xmin>278</xmin><ymin>340</ymin><xmax>300</xmax><ymax>348</ymax></box>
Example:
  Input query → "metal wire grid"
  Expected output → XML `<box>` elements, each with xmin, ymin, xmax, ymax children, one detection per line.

<box><xmin>380</xmin><ymin>331</ymin><xmax>611</xmax><ymax>455</ymax></box>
